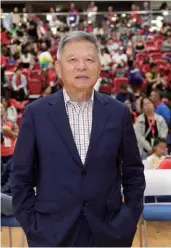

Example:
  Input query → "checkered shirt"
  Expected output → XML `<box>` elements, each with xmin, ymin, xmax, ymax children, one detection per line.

<box><xmin>63</xmin><ymin>88</ymin><xmax>94</xmax><ymax>165</ymax></box>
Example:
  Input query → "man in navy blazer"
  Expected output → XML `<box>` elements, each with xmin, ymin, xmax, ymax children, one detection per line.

<box><xmin>11</xmin><ymin>31</ymin><xmax>145</xmax><ymax>247</ymax></box>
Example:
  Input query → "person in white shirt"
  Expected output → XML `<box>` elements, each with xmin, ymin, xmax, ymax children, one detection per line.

<box><xmin>100</xmin><ymin>46</ymin><xmax>112</xmax><ymax>69</ymax></box>
<box><xmin>20</xmin><ymin>50</ymin><xmax>34</xmax><ymax>68</ymax></box>
<box><xmin>112</xmin><ymin>47</ymin><xmax>128</xmax><ymax>67</ymax></box>
<box><xmin>146</xmin><ymin>137</ymin><xmax>167</xmax><ymax>169</ymax></box>
<box><xmin>93</xmin><ymin>24</ymin><xmax>104</xmax><ymax>37</ymax></box>
<box><xmin>1</xmin><ymin>96</ymin><xmax>18</xmax><ymax>125</ymax></box>
<box><xmin>87</xmin><ymin>1</ymin><xmax>98</xmax><ymax>26</ymax></box>
<box><xmin>107</xmin><ymin>38</ymin><xmax>119</xmax><ymax>54</ymax></box>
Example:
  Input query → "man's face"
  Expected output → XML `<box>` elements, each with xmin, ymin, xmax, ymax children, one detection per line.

<box><xmin>155</xmin><ymin>142</ymin><xmax>167</xmax><ymax>157</ymax></box>
<box><xmin>120</xmin><ymin>88</ymin><xmax>127</xmax><ymax>94</ymax></box>
<box><xmin>150</xmin><ymin>91</ymin><xmax>159</xmax><ymax>104</ymax></box>
<box><xmin>14</xmin><ymin>7</ymin><xmax>18</xmax><ymax>13</ymax></box>
<box><xmin>56</xmin><ymin>40</ymin><xmax>101</xmax><ymax>92</ymax></box>
<box><xmin>151</xmin><ymin>66</ymin><xmax>157</xmax><ymax>73</ymax></box>
<box><xmin>70</xmin><ymin>3</ymin><xmax>75</xmax><ymax>9</ymax></box>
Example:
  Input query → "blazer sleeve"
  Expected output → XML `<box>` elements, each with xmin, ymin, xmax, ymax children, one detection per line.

<box><xmin>11</xmin><ymin>105</ymin><xmax>36</xmax><ymax>234</ymax></box>
<box><xmin>119</xmin><ymin>106</ymin><xmax>146</xmax><ymax>223</ymax></box>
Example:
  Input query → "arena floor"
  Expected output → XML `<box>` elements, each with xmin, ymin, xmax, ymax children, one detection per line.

<box><xmin>1</xmin><ymin>221</ymin><xmax>171</xmax><ymax>247</ymax></box>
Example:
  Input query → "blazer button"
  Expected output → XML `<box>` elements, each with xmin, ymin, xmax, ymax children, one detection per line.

<box><xmin>82</xmin><ymin>171</ymin><xmax>86</xmax><ymax>176</ymax></box>
<box><xmin>83</xmin><ymin>200</ymin><xmax>88</xmax><ymax>207</ymax></box>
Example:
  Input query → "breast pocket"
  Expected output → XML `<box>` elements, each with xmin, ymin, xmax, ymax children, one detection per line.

<box><xmin>102</xmin><ymin>122</ymin><xmax>121</xmax><ymax>150</ymax></box>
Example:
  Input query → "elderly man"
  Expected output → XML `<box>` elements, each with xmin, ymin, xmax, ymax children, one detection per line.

<box><xmin>11</xmin><ymin>31</ymin><xmax>145</xmax><ymax>247</ymax></box>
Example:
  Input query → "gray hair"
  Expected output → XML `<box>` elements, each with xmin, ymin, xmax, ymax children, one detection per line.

<box><xmin>56</xmin><ymin>31</ymin><xmax>101</xmax><ymax>60</ymax></box>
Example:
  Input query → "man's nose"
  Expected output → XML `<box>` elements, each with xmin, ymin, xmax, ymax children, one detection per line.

<box><xmin>76</xmin><ymin>59</ymin><xmax>88</xmax><ymax>71</ymax></box>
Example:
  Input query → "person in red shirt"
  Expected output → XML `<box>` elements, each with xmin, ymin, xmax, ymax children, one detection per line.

<box><xmin>0</xmin><ymin>27</ymin><xmax>10</xmax><ymax>45</ymax></box>
<box><xmin>11</xmin><ymin>65</ymin><xmax>28</xmax><ymax>101</ymax></box>
<box><xmin>1</xmin><ymin>103</ymin><xmax>18</xmax><ymax>164</ymax></box>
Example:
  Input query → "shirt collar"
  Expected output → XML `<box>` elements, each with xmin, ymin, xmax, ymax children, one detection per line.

<box><xmin>63</xmin><ymin>88</ymin><xmax>94</xmax><ymax>106</ymax></box>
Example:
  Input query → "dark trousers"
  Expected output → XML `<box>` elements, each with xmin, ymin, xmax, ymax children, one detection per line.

<box><xmin>1</xmin><ymin>155</ymin><xmax>12</xmax><ymax>164</ymax></box>
<box><xmin>11</xmin><ymin>88</ymin><xmax>27</xmax><ymax>102</ymax></box>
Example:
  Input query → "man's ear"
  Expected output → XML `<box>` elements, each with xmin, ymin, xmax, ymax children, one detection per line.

<box><xmin>55</xmin><ymin>60</ymin><xmax>61</xmax><ymax>78</ymax></box>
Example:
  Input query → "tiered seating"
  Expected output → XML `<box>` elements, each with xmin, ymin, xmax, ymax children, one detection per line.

<box><xmin>113</xmin><ymin>77</ymin><xmax>128</xmax><ymax>93</ymax></box>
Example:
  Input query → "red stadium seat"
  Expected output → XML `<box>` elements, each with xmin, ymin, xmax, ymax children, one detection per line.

<box><xmin>17</xmin><ymin>113</ymin><xmax>23</xmax><ymax>127</ymax></box>
<box><xmin>136</xmin><ymin>53</ymin><xmax>146</xmax><ymax>62</ymax></box>
<box><xmin>136</xmin><ymin>53</ymin><xmax>147</xmax><ymax>67</ymax></box>
<box><xmin>5</xmin><ymin>64</ymin><xmax>17</xmax><ymax>71</ymax></box>
<box><xmin>100</xmin><ymin>70</ymin><xmax>111</xmax><ymax>78</ymax></box>
<box><xmin>9</xmin><ymin>99</ymin><xmax>28</xmax><ymax>111</ymax></box>
<box><xmin>28</xmin><ymin>80</ymin><xmax>42</xmax><ymax>94</ymax></box>
<box><xmin>149</xmin><ymin>52</ymin><xmax>162</xmax><ymax>62</ymax></box>
<box><xmin>153</xmin><ymin>35</ymin><xmax>164</xmax><ymax>43</ymax></box>
<box><xmin>30</xmin><ymin>70</ymin><xmax>41</xmax><ymax>79</ymax></box>
<box><xmin>141</xmin><ymin>64</ymin><xmax>150</xmax><ymax>75</ymax></box>
<box><xmin>155</xmin><ymin>40</ymin><xmax>162</xmax><ymax>51</ymax></box>
<box><xmin>113</xmin><ymin>77</ymin><xmax>128</xmax><ymax>93</ymax></box>
<box><xmin>99</xmin><ymin>84</ymin><xmax>113</xmax><ymax>94</ymax></box>
<box><xmin>155</xmin><ymin>60</ymin><xmax>170</xmax><ymax>70</ymax></box>
<box><xmin>33</xmin><ymin>63</ymin><xmax>40</xmax><ymax>70</ymax></box>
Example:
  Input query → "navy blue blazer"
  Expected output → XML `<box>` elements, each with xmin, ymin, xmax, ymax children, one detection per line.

<box><xmin>11</xmin><ymin>90</ymin><xmax>145</xmax><ymax>247</ymax></box>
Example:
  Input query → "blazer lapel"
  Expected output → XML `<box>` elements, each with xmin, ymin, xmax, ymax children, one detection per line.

<box><xmin>85</xmin><ymin>91</ymin><xmax>110</xmax><ymax>167</ymax></box>
<box><xmin>47</xmin><ymin>90</ymin><xmax>82</xmax><ymax>167</ymax></box>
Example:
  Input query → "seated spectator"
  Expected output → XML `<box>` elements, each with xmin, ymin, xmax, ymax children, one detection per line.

<box><xmin>115</xmin><ymin>64</ymin><xmax>126</xmax><ymax>77</ymax></box>
<box><xmin>112</xmin><ymin>47</ymin><xmax>128</xmax><ymax>67</ymax></box>
<box><xmin>38</xmin><ymin>42</ymin><xmax>53</xmax><ymax>70</ymax></box>
<box><xmin>1</xmin><ymin>158</ymin><xmax>13</xmax><ymax>216</ymax></box>
<box><xmin>145</xmin><ymin>63</ymin><xmax>161</xmax><ymax>96</ymax></box>
<box><xmin>27</xmin><ymin>21</ymin><xmax>38</xmax><ymax>41</ymax></box>
<box><xmin>106</xmin><ymin>38</ymin><xmax>119</xmax><ymax>54</ymax></box>
<box><xmin>11</xmin><ymin>65</ymin><xmax>28</xmax><ymax>101</ymax></box>
<box><xmin>80</xmin><ymin>21</ymin><xmax>93</xmax><ymax>33</ymax></box>
<box><xmin>20</xmin><ymin>48</ymin><xmax>34</xmax><ymax>68</ymax></box>
<box><xmin>146</xmin><ymin>137</ymin><xmax>167</xmax><ymax>169</ymax></box>
<box><xmin>1</xmin><ymin>96</ymin><xmax>18</xmax><ymax>125</ymax></box>
<box><xmin>1</xmin><ymin>103</ymin><xmax>18</xmax><ymax>164</ymax></box>
<box><xmin>1</xmin><ymin>26</ymin><xmax>10</xmax><ymax>44</ymax></box>
<box><xmin>10</xmin><ymin>23</ymin><xmax>17</xmax><ymax>36</ymax></box>
<box><xmin>134</xmin><ymin>35</ymin><xmax>146</xmax><ymax>53</ymax></box>
<box><xmin>150</xmin><ymin>90</ymin><xmax>171</xmax><ymax>149</ymax></box>
<box><xmin>100</xmin><ymin>46</ymin><xmax>112</xmax><ymax>69</ymax></box>
<box><xmin>124</xmin><ymin>99</ymin><xmax>137</xmax><ymax>124</ymax></box>
<box><xmin>162</xmin><ymin>30</ymin><xmax>171</xmax><ymax>52</ymax></box>
<box><xmin>132</xmin><ymin>29</ymin><xmax>144</xmax><ymax>43</ymax></box>
<box><xmin>127</xmin><ymin>60</ymin><xmax>143</xmax><ymax>91</ymax></box>
<box><xmin>41</xmin><ymin>62</ymin><xmax>59</xmax><ymax>93</ymax></box>
<box><xmin>7</xmin><ymin>53</ymin><xmax>17</xmax><ymax>65</ymax></box>
<box><xmin>134</xmin><ymin>97</ymin><xmax>168</xmax><ymax>159</ymax></box>
<box><xmin>93</xmin><ymin>24</ymin><xmax>104</xmax><ymax>37</ymax></box>
<box><xmin>116</xmin><ymin>83</ymin><xmax>135</xmax><ymax>107</ymax></box>
<box><xmin>142</xmin><ymin>25</ymin><xmax>153</xmax><ymax>40</ymax></box>
<box><xmin>159</xmin><ymin>157</ymin><xmax>171</xmax><ymax>169</ymax></box>
<box><xmin>150</xmin><ymin>90</ymin><xmax>171</xmax><ymax>125</ymax></box>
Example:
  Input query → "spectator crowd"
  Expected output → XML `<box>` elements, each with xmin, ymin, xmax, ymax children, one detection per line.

<box><xmin>1</xmin><ymin>1</ymin><xmax>171</xmax><ymax>217</ymax></box>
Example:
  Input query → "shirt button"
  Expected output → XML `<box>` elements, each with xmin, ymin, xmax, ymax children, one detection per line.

<box><xmin>83</xmin><ymin>200</ymin><xmax>88</xmax><ymax>207</ymax></box>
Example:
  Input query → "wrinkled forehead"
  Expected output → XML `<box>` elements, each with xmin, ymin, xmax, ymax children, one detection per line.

<box><xmin>61</xmin><ymin>40</ymin><xmax>99</xmax><ymax>57</ymax></box>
